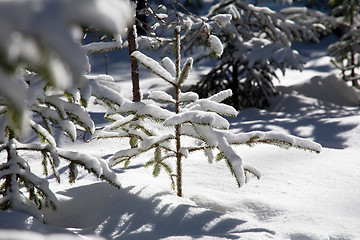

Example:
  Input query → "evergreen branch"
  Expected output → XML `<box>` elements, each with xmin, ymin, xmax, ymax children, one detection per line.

<box><xmin>145</xmin><ymin>157</ymin><xmax>173</xmax><ymax>178</ymax></box>
<box><xmin>243</xmin><ymin>164</ymin><xmax>261</xmax><ymax>180</ymax></box>
<box><xmin>164</xmin><ymin>110</ymin><xmax>230</xmax><ymax>129</ymax></box>
<box><xmin>203</xmin><ymin>147</ymin><xmax>214</xmax><ymax>163</ymax></box>
<box><xmin>56</xmin><ymin>148</ymin><xmax>121</xmax><ymax>188</ymax></box>
<box><xmin>131</xmin><ymin>51</ymin><xmax>176</xmax><ymax>85</ymax></box>
<box><xmin>105</xmin><ymin>115</ymin><xmax>136</xmax><ymax>131</ymax></box>
<box><xmin>179</xmin><ymin>92</ymin><xmax>199</xmax><ymax>103</ymax></box>
<box><xmin>110</xmin><ymin>148</ymin><xmax>143</xmax><ymax>167</ymax></box>
<box><xmin>15</xmin><ymin>168</ymin><xmax>58</xmax><ymax>208</ymax></box>
<box><xmin>153</xmin><ymin>162</ymin><xmax>161</xmax><ymax>177</ymax></box>
<box><xmin>117</xmin><ymin>102</ymin><xmax>173</xmax><ymax>122</ymax></box>
<box><xmin>187</xmin><ymin>146</ymin><xmax>208</xmax><ymax>153</ymax></box>
<box><xmin>111</xmin><ymin>156</ymin><xmax>133</xmax><ymax>169</ymax></box>
<box><xmin>223</xmin><ymin>131</ymin><xmax>322</xmax><ymax>153</ymax></box>
<box><xmin>44</xmin><ymin>96</ymin><xmax>95</xmax><ymax>134</ymax></box>
<box><xmin>82</xmin><ymin>41</ymin><xmax>122</xmax><ymax>54</ymax></box>
<box><xmin>41</xmin><ymin>152</ymin><xmax>49</xmax><ymax>176</ymax></box>
<box><xmin>216</xmin><ymin>152</ymin><xmax>225</xmax><ymax>162</ymax></box>
<box><xmin>68</xmin><ymin>162</ymin><xmax>78</xmax><ymax>184</ymax></box>
<box><xmin>88</xmin><ymin>79</ymin><xmax>125</xmax><ymax>108</ymax></box>
<box><xmin>252</xmin><ymin>139</ymin><xmax>320</xmax><ymax>153</ymax></box>
<box><xmin>139</xmin><ymin>134</ymin><xmax>175</xmax><ymax>151</ymax></box>
<box><xmin>178</xmin><ymin>58</ymin><xmax>193</xmax><ymax>85</ymax></box>
<box><xmin>148</xmin><ymin>91</ymin><xmax>176</xmax><ymax>104</ymax></box>
<box><xmin>207</xmin><ymin>0</ymin><xmax>236</xmax><ymax>18</ymax></box>
<box><xmin>29</xmin><ymin>120</ymin><xmax>56</xmax><ymax>147</ymax></box>
<box><xmin>33</xmin><ymin>105</ymin><xmax>77</xmax><ymax>141</ymax></box>
<box><xmin>225</xmin><ymin>159</ymin><xmax>241</xmax><ymax>187</ymax></box>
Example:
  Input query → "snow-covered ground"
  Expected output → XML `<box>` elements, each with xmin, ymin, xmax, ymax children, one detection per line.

<box><xmin>1</xmin><ymin>35</ymin><xmax>360</xmax><ymax>240</ymax></box>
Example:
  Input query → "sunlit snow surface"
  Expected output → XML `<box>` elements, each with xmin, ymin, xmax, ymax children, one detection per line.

<box><xmin>2</xmin><ymin>40</ymin><xmax>360</xmax><ymax>239</ymax></box>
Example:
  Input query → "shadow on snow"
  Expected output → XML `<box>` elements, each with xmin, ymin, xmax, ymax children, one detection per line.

<box><xmin>230</xmin><ymin>75</ymin><xmax>360</xmax><ymax>149</ymax></box>
<box><xmin>42</xmin><ymin>182</ymin><xmax>275</xmax><ymax>239</ymax></box>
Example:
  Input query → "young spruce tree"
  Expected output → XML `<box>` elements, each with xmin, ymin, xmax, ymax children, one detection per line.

<box><xmin>0</xmin><ymin>0</ymin><xmax>132</xmax><ymax>220</ymax></box>
<box><xmin>187</xmin><ymin>0</ymin><xmax>321</xmax><ymax>109</ymax></box>
<box><xmin>97</xmin><ymin>27</ymin><xmax>321</xmax><ymax>197</ymax></box>
<box><xmin>327</xmin><ymin>0</ymin><xmax>360</xmax><ymax>88</ymax></box>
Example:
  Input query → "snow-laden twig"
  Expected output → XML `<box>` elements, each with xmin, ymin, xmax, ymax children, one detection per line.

<box><xmin>131</xmin><ymin>51</ymin><xmax>175</xmax><ymax>85</ymax></box>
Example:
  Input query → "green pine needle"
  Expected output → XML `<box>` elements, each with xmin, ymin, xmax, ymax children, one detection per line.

<box><xmin>216</xmin><ymin>152</ymin><xmax>225</xmax><ymax>162</ymax></box>
<box><xmin>153</xmin><ymin>163</ymin><xmax>161</xmax><ymax>177</ymax></box>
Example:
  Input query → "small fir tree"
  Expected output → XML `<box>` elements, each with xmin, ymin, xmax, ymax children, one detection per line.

<box><xmin>96</xmin><ymin>27</ymin><xmax>321</xmax><ymax>197</ymax></box>
<box><xmin>327</xmin><ymin>0</ymin><xmax>360</xmax><ymax>88</ymax></box>
<box><xmin>187</xmin><ymin>0</ymin><xmax>323</xmax><ymax>109</ymax></box>
<box><xmin>0</xmin><ymin>0</ymin><xmax>132</xmax><ymax>220</ymax></box>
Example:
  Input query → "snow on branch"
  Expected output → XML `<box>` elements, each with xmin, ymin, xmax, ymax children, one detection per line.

<box><xmin>208</xmin><ymin>35</ymin><xmax>224</xmax><ymax>57</ymax></box>
<box><xmin>118</xmin><ymin>102</ymin><xmax>173</xmax><ymax>121</ymax></box>
<box><xmin>187</xmin><ymin>99</ymin><xmax>238</xmax><ymax>117</ymax></box>
<box><xmin>211</xmin><ymin>14</ymin><xmax>232</xmax><ymax>28</ymax></box>
<box><xmin>109</xmin><ymin>148</ymin><xmax>142</xmax><ymax>167</ymax></box>
<box><xmin>178</xmin><ymin>58</ymin><xmax>193</xmax><ymax>85</ymax></box>
<box><xmin>179</xmin><ymin>92</ymin><xmax>199</xmax><ymax>103</ymax></box>
<box><xmin>44</xmin><ymin>96</ymin><xmax>95</xmax><ymax>134</ymax></box>
<box><xmin>139</xmin><ymin>134</ymin><xmax>175</xmax><ymax>151</ymax></box>
<box><xmin>148</xmin><ymin>91</ymin><xmax>176</xmax><ymax>104</ymax></box>
<box><xmin>162</xmin><ymin>57</ymin><xmax>176</xmax><ymax>78</ymax></box>
<box><xmin>85</xmin><ymin>76</ymin><xmax>125</xmax><ymax>108</ymax></box>
<box><xmin>82</xmin><ymin>41</ymin><xmax>123</xmax><ymax>54</ymax></box>
<box><xmin>163</xmin><ymin>111</ymin><xmax>230</xmax><ymax>129</ymax></box>
<box><xmin>56</xmin><ymin>148</ymin><xmax>121</xmax><ymax>187</ymax></box>
<box><xmin>131</xmin><ymin>51</ymin><xmax>176</xmax><ymax>85</ymax></box>
<box><xmin>207</xmin><ymin>89</ymin><xmax>233</xmax><ymax>103</ymax></box>
<box><xmin>223</xmin><ymin>131</ymin><xmax>322</xmax><ymax>153</ymax></box>
<box><xmin>29</xmin><ymin>120</ymin><xmax>56</xmax><ymax>147</ymax></box>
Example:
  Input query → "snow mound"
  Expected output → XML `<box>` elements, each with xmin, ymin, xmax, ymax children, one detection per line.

<box><xmin>277</xmin><ymin>74</ymin><xmax>360</xmax><ymax>106</ymax></box>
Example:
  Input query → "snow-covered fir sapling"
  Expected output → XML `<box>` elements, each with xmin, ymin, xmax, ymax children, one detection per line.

<box><xmin>188</xmin><ymin>0</ymin><xmax>323</xmax><ymax>109</ymax></box>
<box><xmin>0</xmin><ymin>0</ymin><xmax>132</xmax><ymax>220</ymax></box>
<box><xmin>97</xmin><ymin>27</ymin><xmax>321</xmax><ymax>197</ymax></box>
<box><xmin>327</xmin><ymin>0</ymin><xmax>360</xmax><ymax>88</ymax></box>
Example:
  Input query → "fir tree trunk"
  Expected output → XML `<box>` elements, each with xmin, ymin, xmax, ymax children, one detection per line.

<box><xmin>231</xmin><ymin>62</ymin><xmax>240</xmax><ymax>108</ymax></box>
<box><xmin>349</xmin><ymin>10</ymin><xmax>359</xmax><ymax>88</ymax></box>
<box><xmin>350</xmin><ymin>51</ymin><xmax>359</xmax><ymax>88</ymax></box>
<box><xmin>4</xmin><ymin>131</ymin><xmax>15</xmax><ymax>194</ymax></box>
<box><xmin>175</xmin><ymin>69</ymin><xmax>182</xmax><ymax>197</ymax></box>
<box><xmin>128</xmin><ymin>25</ymin><xmax>141</xmax><ymax>102</ymax></box>
<box><xmin>175</xmin><ymin>124</ymin><xmax>182</xmax><ymax>197</ymax></box>
<box><xmin>135</xmin><ymin>0</ymin><xmax>147</xmax><ymax>35</ymax></box>
<box><xmin>174</xmin><ymin>27</ymin><xmax>182</xmax><ymax>197</ymax></box>
<box><xmin>175</xmin><ymin>83</ymin><xmax>182</xmax><ymax>197</ymax></box>
<box><xmin>2</xmin><ymin>131</ymin><xmax>16</xmax><ymax>210</ymax></box>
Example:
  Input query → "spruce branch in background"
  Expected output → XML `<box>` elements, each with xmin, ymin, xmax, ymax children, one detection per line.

<box><xmin>189</xmin><ymin>0</ymin><xmax>324</xmax><ymax>110</ymax></box>
<box><xmin>96</xmin><ymin>27</ymin><xmax>321</xmax><ymax>197</ymax></box>
<box><xmin>327</xmin><ymin>0</ymin><xmax>360</xmax><ymax>88</ymax></box>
